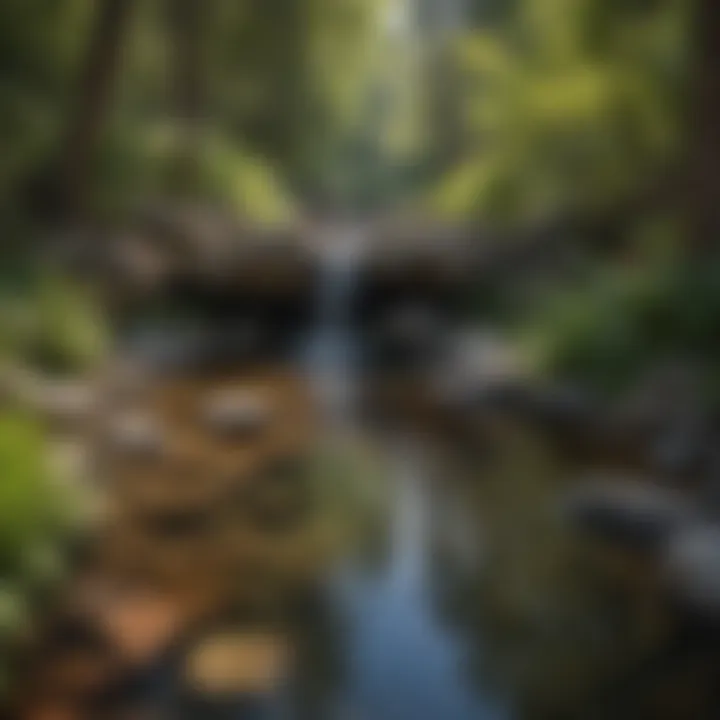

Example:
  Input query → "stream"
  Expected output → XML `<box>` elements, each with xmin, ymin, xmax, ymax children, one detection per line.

<box><xmin>42</xmin><ymin>224</ymin><xmax>720</xmax><ymax>720</ymax></box>
<box><xmin>325</xmin><ymin>438</ymin><xmax>509</xmax><ymax>720</ymax></box>
<box><xmin>285</xmin><ymin>224</ymin><xmax>719</xmax><ymax>720</ymax></box>
<box><xmin>297</xmin><ymin>226</ymin><xmax>508</xmax><ymax>719</ymax></box>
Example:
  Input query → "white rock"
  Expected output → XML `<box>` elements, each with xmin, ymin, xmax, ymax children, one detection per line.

<box><xmin>665</xmin><ymin>524</ymin><xmax>720</xmax><ymax>613</ymax></box>
<box><xmin>202</xmin><ymin>390</ymin><xmax>272</xmax><ymax>436</ymax></box>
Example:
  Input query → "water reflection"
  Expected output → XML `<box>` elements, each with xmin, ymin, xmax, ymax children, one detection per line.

<box><xmin>93</xmin><ymin>223</ymin><xmax>720</xmax><ymax>720</ymax></box>
<box><xmin>324</xmin><ymin>435</ymin><xmax>508</xmax><ymax>720</ymax></box>
<box><xmin>416</xmin><ymin>422</ymin><xmax>716</xmax><ymax>720</ymax></box>
<box><xmin>286</xmin><ymin>414</ymin><xmax>720</xmax><ymax>720</ymax></box>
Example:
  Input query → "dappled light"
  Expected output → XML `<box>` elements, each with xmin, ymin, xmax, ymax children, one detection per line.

<box><xmin>3</xmin><ymin>0</ymin><xmax>720</xmax><ymax>718</ymax></box>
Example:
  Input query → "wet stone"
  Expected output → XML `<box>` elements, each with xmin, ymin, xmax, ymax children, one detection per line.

<box><xmin>432</xmin><ymin>330</ymin><xmax>523</xmax><ymax>406</ymax></box>
<box><xmin>202</xmin><ymin>390</ymin><xmax>273</xmax><ymax>438</ymax></box>
<box><xmin>647</xmin><ymin>414</ymin><xmax>715</xmax><ymax>477</ymax></box>
<box><xmin>665</xmin><ymin>524</ymin><xmax>720</xmax><ymax>615</ymax></box>
<box><xmin>107</xmin><ymin>411</ymin><xmax>165</xmax><ymax>461</ymax></box>
<box><xmin>182</xmin><ymin>631</ymin><xmax>290</xmax><ymax>697</ymax></box>
<box><xmin>563</xmin><ymin>477</ymin><xmax>695</xmax><ymax>550</ymax></box>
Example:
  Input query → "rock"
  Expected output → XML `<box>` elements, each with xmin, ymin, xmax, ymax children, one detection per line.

<box><xmin>138</xmin><ymin>203</ymin><xmax>317</xmax><ymax>293</ymax></box>
<box><xmin>202</xmin><ymin>390</ymin><xmax>272</xmax><ymax>438</ymax></box>
<box><xmin>563</xmin><ymin>477</ymin><xmax>695</xmax><ymax>550</ymax></box>
<box><xmin>140</xmin><ymin>202</ymin><xmax>241</xmax><ymax>274</ymax></box>
<box><xmin>526</xmin><ymin>385</ymin><xmax>601</xmax><ymax>430</ymax></box>
<box><xmin>0</xmin><ymin>365</ymin><xmax>96</xmax><ymax>424</ymax></box>
<box><xmin>57</xmin><ymin>205</ymin><xmax>318</xmax><ymax>349</ymax></box>
<box><xmin>33</xmin><ymin>378</ymin><xmax>97</xmax><ymax>429</ymax></box>
<box><xmin>613</xmin><ymin>360</ymin><xmax>709</xmax><ymax>440</ymax></box>
<box><xmin>453</xmin><ymin>381</ymin><xmax>598</xmax><ymax>427</ymax></box>
<box><xmin>210</xmin><ymin>321</ymin><xmax>263</xmax><ymax>363</ymax></box>
<box><xmin>457</xmin><ymin>382</ymin><xmax>606</xmax><ymax>457</ymax></box>
<box><xmin>183</xmin><ymin>630</ymin><xmax>290</xmax><ymax>696</ymax></box>
<box><xmin>371</xmin><ymin>303</ymin><xmax>449</xmax><ymax>369</ymax></box>
<box><xmin>664</xmin><ymin>524</ymin><xmax>720</xmax><ymax>615</ymax></box>
<box><xmin>354</xmin><ymin>222</ymin><xmax>474</xmax><ymax>349</ymax></box>
<box><xmin>122</xmin><ymin>321</ymin><xmax>265</xmax><ymax>374</ymax></box>
<box><xmin>431</xmin><ymin>330</ymin><xmax>524</xmax><ymax>409</ymax></box>
<box><xmin>648</xmin><ymin>414</ymin><xmax>714</xmax><ymax>477</ymax></box>
<box><xmin>362</xmin><ymin>217</ymin><xmax>474</xmax><ymax>283</ymax></box>
<box><xmin>607</xmin><ymin>360</ymin><xmax>719</xmax><ymax>476</ymax></box>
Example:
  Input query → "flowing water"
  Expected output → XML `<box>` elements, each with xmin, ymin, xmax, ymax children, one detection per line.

<box><xmin>291</xmin><ymin>225</ymin><xmax>720</xmax><ymax>720</ymax></box>
<box><xmin>108</xmin><ymin>226</ymin><xmax>720</xmax><ymax>720</ymax></box>
<box><xmin>298</xmin><ymin>226</ymin><xmax>507</xmax><ymax>719</ymax></box>
<box><xmin>301</xmin><ymin>225</ymin><xmax>363</xmax><ymax>426</ymax></box>
<box><xmin>326</xmin><ymin>438</ymin><xmax>509</xmax><ymax>720</ymax></box>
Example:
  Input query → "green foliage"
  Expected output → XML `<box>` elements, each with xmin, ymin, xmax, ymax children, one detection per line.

<box><xmin>1</xmin><ymin>274</ymin><xmax>109</xmax><ymax>373</ymax></box>
<box><xmin>0</xmin><ymin>411</ymin><xmax>78</xmax><ymax>693</ymax></box>
<box><xmin>95</xmin><ymin>120</ymin><xmax>296</xmax><ymax>223</ymax></box>
<box><xmin>195</xmin><ymin>132</ymin><xmax>296</xmax><ymax>223</ymax></box>
<box><xmin>0</xmin><ymin>0</ymin><xmax>94</xmax><ymax>212</ymax></box>
<box><xmin>0</xmin><ymin>414</ymin><xmax>69</xmax><ymax>573</ymax></box>
<box><xmin>429</xmin><ymin>0</ymin><xmax>690</xmax><ymax>227</ymax></box>
<box><xmin>523</xmin><ymin>254</ymin><xmax>720</xmax><ymax>395</ymax></box>
<box><xmin>304</xmin><ymin>437</ymin><xmax>391</xmax><ymax>558</ymax></box>
<box><xmin>0</xmin><ymin>0</ymin><xmax>394</xmax><ymax>221</ymax></box>
<box><xmin>194</xmin><ymin>0</ymin><xmax>391</xmax><ymax>205</ymax></box>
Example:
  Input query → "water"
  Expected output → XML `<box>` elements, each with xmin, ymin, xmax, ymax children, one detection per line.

<box><xmin>115</xmin><ymin>224</ymin><xmax>719</xmax><ymax>720</ymax></box>
<box><xmin>329</xmin><ymin>437</ymin><xmax>508</xmax><ymax>720</ymax></box>
<box><xmin>301</xmin><ymin>225</ymin><xmax>508</xmax><ymax>719</ymax></box>
<box><xmin>301</xmin><ymin>225</ymin><xmax>364</xmax><ymax>426</ymax></box>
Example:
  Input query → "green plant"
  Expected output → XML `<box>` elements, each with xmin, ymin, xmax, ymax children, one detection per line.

<box><xmin>523</xmin><ymin>256</ymin><xmax>720</xmax><ymax>397</ymax></box>
<box><xmin>0</xmin><ymin>273</ymin><xmax>109</xmax><ymax>373</ymax></box>
<box><xmin>0</xmin><ymin>411</ymin><xmax>80</xmax><ymax>697</ymax></box>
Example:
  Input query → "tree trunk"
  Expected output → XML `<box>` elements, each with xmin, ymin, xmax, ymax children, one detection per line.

<box><xmin>57</xmin><ymin>0</ymin><xmax>136</xmax><ymax>221</ymax></box>
<box><xmin>686</xmin><ymin>0</ymin><xmax>720</xmax><ymax>252</ymax></box>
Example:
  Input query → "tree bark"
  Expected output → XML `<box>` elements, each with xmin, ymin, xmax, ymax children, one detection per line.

<box><xmin>686</xmin><ymin>0</ymin><xmax>720</xmax><ymax>252</ymax></box>
<box><xmin>57</xmin><ymin>0</ymin><xmax>136</xmax><ymax>221</ymax></box>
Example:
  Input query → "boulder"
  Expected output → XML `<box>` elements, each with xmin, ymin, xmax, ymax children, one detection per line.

<box><xmin>431</xmin><ymin>330</ymin><xmax>525</xmax><ymax>409</ymax></box>
<box><xmin>664</xmin><ymin>524</ymin><xmax>720</xmax><ymax>615</ymax></box>
<box><xmin>647</xmin><ymin>413</ymin><xmax>715</xmax><ymax>477</ymax></box>
<box><xmin>354</xmin><ymin>220</ymin><xmax>476</xmax><ymax>338</ymax></box>
<box><xmin>563</xmin><ymin>477</ymin><xmax>695</xmax><ymax>550</ymax></box>
<box><xmin>455</xmin><ymin>380</ymin><xmax>607</xmax><ymax>456</ymax></box>
<box><xmin>202</xmin><ymin>390</ymin><xmax>273</xmax><ymax>439</ymax></box>
<box><xmin>25</xmin><ymin>375</ymin><xmax>97</xmax><ymax>431</ymax></box>
<box><xmin>54</xmin><ymin>204</ymin><xmax>319</xmax><ymax>349</ymax></box>
<box><xmin>369</xmin><ymin>303</ymin><xmax>450</xmax><ymax>370</ymax></box>
<box><xmin>178</xmin><ymin>629</ymin><xmax>290</xmax><ymax>719</ymax></box>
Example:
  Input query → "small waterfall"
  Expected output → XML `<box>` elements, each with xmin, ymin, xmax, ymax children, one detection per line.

<box><xmin>302</xmin><ymin>225</ymin><xmax>364</xmax><ymax>428</ymax></box>
<box><xmin>300</xmin><ymin>221</ymin><xmax>507</xmax><ymax>720</ymax></box>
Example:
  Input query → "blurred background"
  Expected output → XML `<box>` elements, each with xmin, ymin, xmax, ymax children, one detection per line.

<box><xmin>2</xmin><ymin>0</ymin><xmax>720</xmax><ymax>718</ymax></box>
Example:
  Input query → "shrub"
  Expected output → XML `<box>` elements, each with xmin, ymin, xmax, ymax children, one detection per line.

<box><xmin>0</xmin><ymin>412</ymin><xmax>78</xmax><ymax>693</ymax></box>
<box><xmin>523</xmin><ymin>257</ymin><xmax>720</xmax><ymax>397</ymax></box>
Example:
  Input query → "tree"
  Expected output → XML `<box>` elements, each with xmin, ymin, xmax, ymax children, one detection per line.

<box><xmin>53</xmin><ymin>0</ymin><xmax>136</xmax><ymax>221</ymax></box>
<box><xmin>429</xmin><ymin>0</ymin><xmax>689</xmax><ymax>232</ymax></box>
<box><xmin>686</xmin><ymin>0</ymin><xmax>720</xmax><ymax>250</ymax></box>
